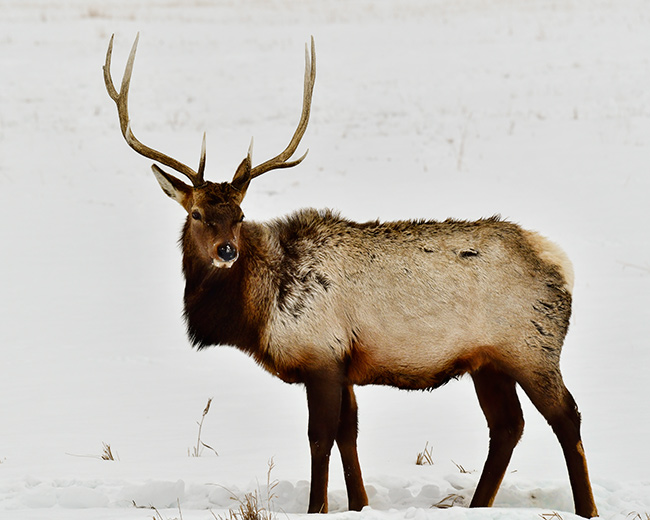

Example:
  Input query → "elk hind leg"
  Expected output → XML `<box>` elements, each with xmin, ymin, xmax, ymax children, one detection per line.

<box><xmin>336</xmin><ymin>385</ymin><xmax>368</xmax><ymax>511</ymax></box>
<box><xmin>519</xmin><ymin>371</ymin><xmax>598</xmax><ymax>518</ymax></box>
<box><xmin>470</xmin><ymin>367</ymin><xmax>524</xmax><ymax>508</ymax></box>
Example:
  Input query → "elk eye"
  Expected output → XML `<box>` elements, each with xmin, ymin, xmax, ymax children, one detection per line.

<box><xmin>191</xmin><ymin>210</ymin><xmax>202</xmax><ymax>221</ymax></box>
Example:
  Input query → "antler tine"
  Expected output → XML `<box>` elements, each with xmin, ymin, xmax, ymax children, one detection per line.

<box><xmin>197</xmin><ymin>132</ymin><xmax>207</xmax><ymax>179</ymax></box>
<box><xmin>249</xmin><ymin>36</ymin><xmax>316</xmax><ymax>180</ymax></box>
<box><xmin>103</xmin><ymin>34</ymin><xmax>206</xmax><ymax>187</ymax></box>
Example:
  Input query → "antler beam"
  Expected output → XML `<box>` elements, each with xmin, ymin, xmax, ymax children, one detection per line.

<box><xmin>103</xmin><ymin>33</ymin><xmax>207</xmax><ymax>187</ymax></box>
<box><xmin>249</xmin><ymin>36</ymin><xmax>316</xmax><ymax>180</ymax></box>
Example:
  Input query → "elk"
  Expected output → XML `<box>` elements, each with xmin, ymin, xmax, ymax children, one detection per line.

<box><xmin>103</xmin><ymin>35</ymin><xmax>598</xmax><ymax>518</ymax></box>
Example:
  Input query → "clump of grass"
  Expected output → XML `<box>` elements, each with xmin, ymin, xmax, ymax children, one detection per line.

<box><xmin>451</xmin><ymin>460</ymin><xmax>472</xmax><ymax>474</ymax></box>
<box><xmin>539</xmin><ymin>512</ymin><xmax>564</xmax><ymax>520</ymax></box>
<box><xmin>189</xmin><ymin>398</ymin><xmax>218</xmax><ymax>457</ymax></box>
<box><xmin>628</xmin><ymin>513</ymin><xmax>650</xmax><ymax>520</ymax></box>
<box><xmin>212</xmin><ymin>459</ymin><xmax>278</xmax><ymax>520</ymax></box>
<box><xmin>65</xmin><ymin>442</ymin><xmax>118</xmax><ymax>460</ymax></box>
<box><xmin>432</xmin><ymin>493</ymin><xmax>464</xmax><ymax>509</ymax></box>
<box><xmin>415</xmin><ymin>441</ymin><xmax>434</xmax><ymax>465</ymax></box>
<box><xmin>213</xmin><ymin>491</ymin><xmax>269</xmax><ymax>520</ymax></box>
<box><xmin>101</xmin><ymin>442</ymin><xmax>118</xmax><ymax>461</ymax></box>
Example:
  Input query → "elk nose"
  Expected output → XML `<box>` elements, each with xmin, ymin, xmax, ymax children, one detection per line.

<box><xmin>217</xmin><ymin>242</ymin><xmax>238</xmax><ymax>262</ymax></box>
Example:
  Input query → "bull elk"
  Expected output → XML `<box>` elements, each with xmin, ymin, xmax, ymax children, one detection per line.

<box><xmin>103</xmin><ymin>35</ymin><xmax>598</xmax><ymax>518</ymax></box>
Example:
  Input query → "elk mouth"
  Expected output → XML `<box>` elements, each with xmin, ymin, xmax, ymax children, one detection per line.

<box><xmin>212</xmin><ymin>257</ymin><xmax>238</xmax><ymax>269</ymax></box>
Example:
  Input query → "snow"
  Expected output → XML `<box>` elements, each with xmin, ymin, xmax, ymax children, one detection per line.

<box><xmin>1</xmin><ymin>1</ymin><xmax>649</xmax><ymax>519</ymax></box>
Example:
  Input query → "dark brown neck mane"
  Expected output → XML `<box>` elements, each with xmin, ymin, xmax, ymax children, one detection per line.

<box><xmin>181</xmin><ymin>220</ymin><xmax>263</xmax><ymax>352</ymax></box>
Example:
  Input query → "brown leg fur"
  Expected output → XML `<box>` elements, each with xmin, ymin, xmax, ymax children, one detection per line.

<box><xmin>470</xmin><ymin>368</ymin><xmax>525</xmax><ymax>508</ymax></box>
<box><xmin>519</xmin><ymin>375</ymin><xmax>598</xmax><ymax>518</ymax></box>
<box><xmin>305</xmin><ymin>370</ymin><xmax>343</xmax><ymax>513</ymax></box>
<box><xmin>336</xmin><ymin>385</ymin><xmax>368</xmax><ymax>511</ymax></box>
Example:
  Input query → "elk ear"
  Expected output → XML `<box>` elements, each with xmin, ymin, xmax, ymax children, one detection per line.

<box><xmin>152</xmin><ymin>164</ymin><xmax>193</xmax><ymax>209</ymax></box>
<box><xmin>230</xmin><ymin>154</ymin><xmax>252</xmax><ymax>199</ymax></box>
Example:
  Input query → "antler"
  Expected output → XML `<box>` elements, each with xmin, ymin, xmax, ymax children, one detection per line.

<box><xmin>103</xmin><ymin>33</ymin><xmax>206</xmax><ymax>187</ymax></box>
<box><xmin>248</xmin><ymin>36</ymin><xmax>316</xmax><ymax>180</ymax></box>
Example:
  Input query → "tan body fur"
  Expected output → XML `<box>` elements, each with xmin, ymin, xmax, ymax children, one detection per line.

<box><xmin>234</xmin><ymin>210</ymin><xmax>572</xmax><ymax>390</ymax></box>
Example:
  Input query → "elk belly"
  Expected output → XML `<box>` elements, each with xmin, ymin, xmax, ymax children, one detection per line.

<box><xmin>344</xmin><ymin>322</ymin><xmax>491</xmax><ymax>390</ymax></box>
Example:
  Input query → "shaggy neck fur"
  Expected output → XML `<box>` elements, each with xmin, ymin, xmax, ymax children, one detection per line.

<box><xmin>181</xmin><ymin>219</ymin><xmax>268</xmax><ymax>353</ymax></box>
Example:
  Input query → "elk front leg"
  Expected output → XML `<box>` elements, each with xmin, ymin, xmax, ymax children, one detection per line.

<box><xmin>336</xmin><ymin>385</ymin><xmax>368</xmax><ymax>511</ymax></box>
<box><xmin>305</xmin><ymin>371</ymin><xmax>343</xmax><ymax>513</ymax></box>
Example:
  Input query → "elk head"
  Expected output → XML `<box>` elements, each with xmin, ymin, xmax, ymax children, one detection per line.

<box><xmin>103</xmin><ymin>34</ymin><xmax>316</xmax><ymax>268</ymax></box>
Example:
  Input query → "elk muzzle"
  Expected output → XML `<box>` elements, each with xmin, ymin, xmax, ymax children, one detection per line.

<box><xmin>209</xmin><ymin>224</ymin><xmax>241</xmax><ymax>269</ymax></box>
<box><xmin>213</xmin><ymin>241</ymin><xmax>239</xmax><ymax>268</ymax></box>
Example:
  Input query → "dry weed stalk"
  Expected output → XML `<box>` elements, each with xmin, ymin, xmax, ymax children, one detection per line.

<box><xmin>451</xmin><ymin>460</ymin><xmax>471</xmax><ymax>474</ymax></box>
<box><xmin>432</xmin><ymin>493</ymin><xmax>464</xmax><ymax>509</ymax></box>
<box><xmin>539</xmin><ymin>512</ymin><xmax>564</xmax><ymax>520</ymax></box>
<box><xmin>415</xmin><ymin>441</ymin><xmax>434</xmax><ymax>465</ymax></box>
<box><xmin>189</xmin><ymin>398</ymin><xmax>218</xmax><ymax>457</ymax></box>
<box><xmin>134</xmin><ymin>498</ymin><xmax>183</xmax><ymax>520</ymax></box>
<box><xmin>101</xmin><ymin>442</ymin><xmax>117</xmax><ymax>461</ymax></box>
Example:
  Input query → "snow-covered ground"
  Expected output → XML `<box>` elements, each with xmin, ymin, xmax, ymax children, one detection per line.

<box><xmin>1</xmin><ymin>1</ymin><xmax>649</xmax><ymax>519</ymax></box>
